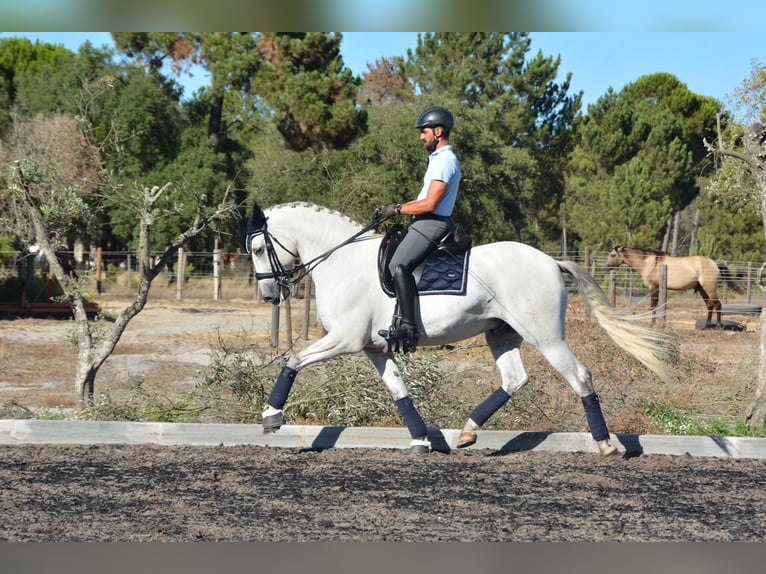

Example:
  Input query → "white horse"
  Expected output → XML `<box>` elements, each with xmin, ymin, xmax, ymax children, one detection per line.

<box><xmin>247</xmin><ymin>202</ymin><xmax>674</xmax><ymax>455</ymax></box>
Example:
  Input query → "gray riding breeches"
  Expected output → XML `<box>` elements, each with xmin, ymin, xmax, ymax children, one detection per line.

<box><xmin>388</xmin><ymin>215</ymin><xmax>451</xmax><ymax>276</ymax></box>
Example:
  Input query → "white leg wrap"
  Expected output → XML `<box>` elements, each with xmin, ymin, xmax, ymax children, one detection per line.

<box><xmin>462</xmin><ymin>418</ymin><xmax>480</xmax><ymax>433</ymax></box>
<box><xmin>410</xmin><ymin>437</ymin><xmax>431</xmax><ymax>450</ymax></box>
<box><xmin>263</xmin><ymin>405</ymin><xmax>282</xmax><ymax>417</ymax></box>
<box><xmin>596</xmin><ymin>439</ymin><xmax>618</xmax><ymax>456</ymax></box>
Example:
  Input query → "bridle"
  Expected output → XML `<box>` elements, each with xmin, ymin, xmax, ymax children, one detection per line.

<box><xmin>246</xmin><ymin>211</ymin><xmax>385</xmax><ymax>295</ymax></box>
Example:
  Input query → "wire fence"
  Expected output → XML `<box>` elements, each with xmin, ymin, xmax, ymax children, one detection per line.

<box><xmin>2</xmin><ymin>248</ymin><xmax>766</xmax><ymax>306</ymax></box>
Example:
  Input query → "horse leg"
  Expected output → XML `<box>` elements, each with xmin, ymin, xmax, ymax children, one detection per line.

<box><xmin>650</xmin><ymin>289</ymin><xmax>659</xmax><ymax>326</ymax></box>
<box><xmin>457</xmin><ymin>326</ymin><xmax>527</xmax><ymax>448</ymax></box>
<box><xmin>697</xmin><ymin>286</ymin><xmax>717</xmax><ymax>328</ymax></box>
<box><xmin>261</xmin><ymin>330</ymin><xmax>366</xmax><ymax>434</ymax></box>
<box><xmin>537</xmin><ymin>339</ymin><xmax>618</xmax><ymax>456</ymax></box>
<box><xmin>261</xmin><ymin>365</ymin><xmax>297</xmax><ymax>433</ymax></box>
<box><xmin>365</xmin><ymin>350</ymin><xmax>430</xmax><ymax>454</ymax></box>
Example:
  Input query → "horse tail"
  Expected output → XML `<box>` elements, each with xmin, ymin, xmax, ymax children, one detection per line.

<box><xmin>717</xmin><ymin>263</ymin><xmax>745</xmax><ymax>294</ymax></box>
<box><xmin>557</xmin><ymin>260</ymin><xmax>676</xmax><ymax>386</ymax></box>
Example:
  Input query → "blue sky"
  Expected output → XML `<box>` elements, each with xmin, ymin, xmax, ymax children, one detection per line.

<box><xmin>1</xmin><ymin>31</ymin><xmax>762</xmax><ymax>113</ymax></box>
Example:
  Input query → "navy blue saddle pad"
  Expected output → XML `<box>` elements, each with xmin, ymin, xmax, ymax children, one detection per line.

<box><xmin>377</xmin><ymin>224</ymin><xmax>471</xmax><ymax>297</ymax></box>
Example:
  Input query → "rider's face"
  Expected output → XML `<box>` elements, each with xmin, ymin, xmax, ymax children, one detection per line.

<box><xmin>420</xmin><ymin>127</ymin><xmax>441</xmax><ymax>152</ymax></box>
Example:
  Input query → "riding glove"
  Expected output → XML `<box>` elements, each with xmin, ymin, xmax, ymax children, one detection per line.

<box><xmin>374</xmin><ymin>204</ymin><xmax>398</xmax><ymax>221</ymax></box>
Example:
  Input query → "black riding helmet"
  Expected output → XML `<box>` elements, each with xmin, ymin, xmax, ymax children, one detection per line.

<box><xmin>415</xmin><ymin>106</ymin><xmax>454</xmax><ymax>133</ymax></box>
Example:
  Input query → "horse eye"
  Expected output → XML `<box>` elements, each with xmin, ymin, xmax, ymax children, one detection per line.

<box><xmin>254</xmin><ymin>247</ymin><xmax>265</xmax><ymax>256</ymax></box>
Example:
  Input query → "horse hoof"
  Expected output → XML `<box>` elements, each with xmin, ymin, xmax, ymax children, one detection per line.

<box><xmin>597</xmin><ymin>440</ymin><xmax>619</xmax><ymax>456</ymax></box>
<box><xmin>456</xmin><ymin>431</ymin><xmax>477</xmax><ymax>448</ymax></box>
<box><xmin>407</xmin><ymin>438</ymin><xmax>431</xmax><ymax>455</ymax></box>
<box><xmin>262</xmin><ymin>412</ymin><xmax>284</xmax><ymax>434</ymax></box>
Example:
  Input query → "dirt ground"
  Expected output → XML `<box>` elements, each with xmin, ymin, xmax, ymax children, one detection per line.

<box><xmin>0</xmin><ymin>444</ymin><xmax>764</xmax><ymax>541</ymax></box>
<box><xmin>1</xmin><ymin>289</ymin><xmax>765</xmax><ymax>541</ymax></box>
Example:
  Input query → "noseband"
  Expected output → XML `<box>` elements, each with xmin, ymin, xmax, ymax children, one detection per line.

<box><xmin>246</xmin><ymin>222</ymin><xmax>300</xmax><ymax>291</ymax></box>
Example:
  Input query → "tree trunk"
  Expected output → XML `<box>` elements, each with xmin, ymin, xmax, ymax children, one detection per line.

<box><xmin>75</xmin><ymin>362</ymin><xmax>98</xmax><ymax>403</ymax></box>
<box><xmin>706</xmin><ymin>123</ymin><xmax>766</xmax><ymax>430</ymax></box>
<box><xmin>746</xmin><ymin>310</ymin><xmax>766</xmax><ymax>429</ymax></box>
<box><xmin>689</xmin><ymin>208</ymin><xmax>700</xmax><ymax>254</ymax></box>
<box><xmin>743</xmin><ymin>124</ymin><xmax>766</xmax><ymax>429</ymax></box>
<box><xmin>661</xmin><ymin>217</ymin><xmax>671</xmax><ymax>252</ymax></box>
<box><xmin>208</xmin><ymin>90</ymin><xmax>224</xmax><ymax>153</ymax></box>
<box><xmin>671</xmin><ymin>211</ymin><xmax>680</xmax><ymax>256</ymax></box>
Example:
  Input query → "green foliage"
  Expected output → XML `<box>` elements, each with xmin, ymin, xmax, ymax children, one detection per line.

<box><xmin>0</xmin><ymin>235</ymin><xmax>15</xmax><ymax>265</ymax></box>
<box><xmin>695</xmin><ymin>129</ymin><xmax>765</xmax><ymax>261</ymax></box>
<box><xmin>404</xmin><ymin>33</ymin><xmax>580</xmax><ymax>245</ymax></box>
<box><xmin>565</xmin><ymin>73</ymin><xmax>718</xmax><ymax>250</ymax></box>
<box><xmin>0</xmin><ymin>274</ymin><xmax>60</xmax><ymax>303</ymax></box>
<box><xmin>0</xmin><ymin>37</ymin><xmax>79</xmax><ymax>129</ymax></box>
<box><xmin>1</xmin><ymin>34</ymin><xmax>763</xmax><ymax>266</ymax></box>
<box><xmin>253</xmin><ymin>33</ymin><xmax>368</xmax><ymax>152</ymax></box>
<box><xmin>82</xmin><ymin>382</ymin><xmax>204</xmax><ymax>424</ymax></box>
<box><xmin>645</xmin><ymin>401</ymin><xmax>766</xmax><ymax>438</ymax></box>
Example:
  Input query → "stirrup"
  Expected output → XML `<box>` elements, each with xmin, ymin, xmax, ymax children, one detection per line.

<box><xmin>378</xmin><ymin>318</ymin><xmax>418</xmax><ymax>353</ymax></box>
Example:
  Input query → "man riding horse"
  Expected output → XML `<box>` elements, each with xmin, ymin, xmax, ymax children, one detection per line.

<box><xmin>374</xmin><ymin>106</ymin><xmax>462</xmax><ymax>353</ymax></box>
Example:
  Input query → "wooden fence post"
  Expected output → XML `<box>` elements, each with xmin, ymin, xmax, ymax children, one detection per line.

<box><xmin>302</xmin><ymin>276</ymin><xmax>311</xmax><ymax>340</ymax></box>
<box><xmin>284</xmin><ymin>297</ymin><xmax>292</xmax><ymax>349</ymax></box>
<box><xmin>271</xmin><ymin>304</ymin><xmax>280</xmax><ymax>350</ymax></box>
<box><xmin>176</xmin><ymin>247</ymin><xmax>185</xmax><ymax>302</ymax></box>
<box><xmin>584</xmin><ymin>246</ymin><xmax>592</xmax><ymax>319</ymax></box>
<box><xmin>95</xmin><ymin>247</ymin><xmax>103</xmax><ymax>295</ymax></box>
<box><xmin>609</xmin><ymin>270</ymin><xmax>616</xmax><ymax>306</ymax></box>
<box><xmin>213</xmin><ymin>240</ymin><xmax>222</xmax><ymax>301</ymax></box>
<box><xmin>658</xmin><ymin>263</ymin><xmax>668</xmax><ymax>326</ymax></box>
<box><xmin>126</xmin><ymin>253</ymin><xmax>132</xmax><ymax>290</ymax></box>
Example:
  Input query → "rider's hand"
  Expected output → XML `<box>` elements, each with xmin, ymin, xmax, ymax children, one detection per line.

<box><xmin>374</xmin><ymin>204</ymin><xmax>397</xmax><ymax>221</ymax></box>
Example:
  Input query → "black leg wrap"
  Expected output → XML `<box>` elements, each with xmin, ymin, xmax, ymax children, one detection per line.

<box><xmin>267</xmin><ymin>366</ymin><xmax>297</xmax><ymax>409</ymax></box>
<box><xmin>581</xmin><ymin>392</ymin><xmax>609</xmax><ymax>442</ymax></box>
<box><xmin>395</xmin><ymin>396</ymin><xmax>427</xmax><ymax>439</ymax></box>
<box><xmin>469</xmin><ymin>387</ymin><xmax>510</xmax><ymax>427</ymax></box>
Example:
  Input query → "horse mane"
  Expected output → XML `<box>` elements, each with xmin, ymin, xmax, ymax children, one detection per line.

<box><xmin>269</xmin><ymin>202</ymin><xmax>360</xmax><ymax>226</ymax></box>
<box><xmin>617</xmin><ymin>245</ymin><xmax>667</xmax><ymax>257</ymax></box>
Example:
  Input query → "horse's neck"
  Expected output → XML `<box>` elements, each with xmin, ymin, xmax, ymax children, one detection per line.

<box><xmin>270</xmin><ymin>207</ymin><xmax>365</xmax><ymax>261</ymax></box>
<box><xmin>623</xmin><ymin>249</ymin><xmax>657</xmax><ymax>271</ymax></box>
<box><xmin>624</xmin><ymin>249</ymin><xmax>661</xmax><ymax>275</ymax></box>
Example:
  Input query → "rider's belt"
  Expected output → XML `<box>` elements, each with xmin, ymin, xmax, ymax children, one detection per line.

<box><xmin>413</xmin><ymin>214</ymin><xmax>451</xmax><ymax>223</ymax></box>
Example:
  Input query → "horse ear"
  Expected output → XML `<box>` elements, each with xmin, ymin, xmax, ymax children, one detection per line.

<box><xmin>249</xmin><ymin>202</ymin><xmax>267</xmax><ymax>231</ymax></box>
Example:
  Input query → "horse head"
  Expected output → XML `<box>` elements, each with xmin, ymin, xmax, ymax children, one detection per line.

<box><xmin>604</xmin><ymin>246</ymin><xmax>625</xmax><ymax>269</ymax></box>
<box><xmin>247</xmin><ymin>202</ymin><xmax>297</xmax><ymax>305</ymax></box>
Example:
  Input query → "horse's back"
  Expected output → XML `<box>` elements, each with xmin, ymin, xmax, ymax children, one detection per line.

<box><xmin>471</xmin><ymin>241</ymin><xmax>563</xmax><ymax>277</ymax></box>
<box><xmin>665</xmin><ymin>254</ymin><xmax>719</xmax><ymax>290</ymax></box>
<box><xmin>468</xmin><ymin>241</ymin><xmax>567</xmax><ymax>304</ymax></box>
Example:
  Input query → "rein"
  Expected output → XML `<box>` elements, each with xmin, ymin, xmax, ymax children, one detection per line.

<box><xmin>247</xmin><ymin>214</ymin><xmax>387</xmax><ymax>289</ymax></box>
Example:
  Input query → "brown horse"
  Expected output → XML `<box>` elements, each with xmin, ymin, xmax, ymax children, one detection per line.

<box><xmin>604</xmin><ymin>246</ymin><xmax>745</xmax><ymax>328</ymax></box>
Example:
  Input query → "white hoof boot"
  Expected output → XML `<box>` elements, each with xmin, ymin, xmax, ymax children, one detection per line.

<box><xmin>597</xmin><ymin>439</ymin><xmax>618</xmax><ymax>456</ymax></box>
<box><xmin>408</xmin><ymin>437</ymin><xmax>431</xmax><ymax>455</ymax></box>
<box><xmin>262</xmin><ymin>406</ymin><xmax>284</xmax><ymax>434</ymax></box>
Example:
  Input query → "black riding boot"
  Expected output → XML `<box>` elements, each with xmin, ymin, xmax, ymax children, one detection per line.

<box><xmin>379</xmin><ymin>264</ymin><xmax>419</xmax><ymax>353</ymax></box>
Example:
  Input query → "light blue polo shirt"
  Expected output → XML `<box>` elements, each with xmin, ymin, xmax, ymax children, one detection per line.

<box><xmin>417</xmin><ymin>145</ymin><xmax>461</xmax><ymax>217</ymax></box>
